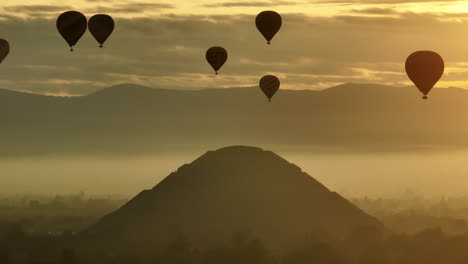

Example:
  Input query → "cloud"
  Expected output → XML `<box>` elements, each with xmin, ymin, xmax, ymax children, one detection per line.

<box><xmin>83</xmin><ymin>3</ymin><xmax>175</xmax><ymax>14</ymax></box>
<box><xmin>351</xmin><ymin>7</ymin><xmax>400</xmax><ymax>15</ymax></box>
<box><xmin>4</xmin><ymin>5</ymin><xmax>72</xmax><ymax>13</ymax></box>
<box><xmin>203</xmin><ymin>1</ymin><xmax>300</xmax><ymax>8</ymax></box>
<box><xmin>0</xmin><ymin>3</ymin><xmax>175</xmax><ymax>19</ymax></box>
<box><xmin>311</xmin><ymin>0</ymin><xmax>461</xmax><ymax>3</ymax></box>
<box><xmin>1</xmin><ymin>5</ymin><xmax>73</xmax><ymax>19</ymax></box>
<box><xmin>0</xmin><ymin>11</ymin><xmax>468</xmax><ymax>95</ymax></box>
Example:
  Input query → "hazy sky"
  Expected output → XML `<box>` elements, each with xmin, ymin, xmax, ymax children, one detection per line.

<box><xmin>2</xmin><ymin>0</ymin><xmax>468</xmax><ymax>95</ymax></box>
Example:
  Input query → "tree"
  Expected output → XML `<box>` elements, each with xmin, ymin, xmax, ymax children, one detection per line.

<box><xmin>0</xmin><ymin>247</ymin><xmax>9</xmax><ymax>264</ymax></box>
<box><xmin>61</xmin><ymin>248</ymin><xmax>77</xmax><ymax>264</ymax></box>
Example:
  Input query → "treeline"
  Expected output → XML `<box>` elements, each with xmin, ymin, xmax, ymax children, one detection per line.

<box><xmin>0</xmin><ymin>194</ymin><xmax>125</xmax><ymax>236</ymax></box>
<box><xmin>3</xmin><ymin>227</ymin><xmax>468</xmax><ymax>264</ymax></box>
<box><xmin>4</xmin><ymin>194</ymin><xmax>468</xmax><ymax>237</ymax></box>
<box><xmin>352</xmin><ymin>196</ymin><xmax>468</xmax><ymax>234</ymax></box>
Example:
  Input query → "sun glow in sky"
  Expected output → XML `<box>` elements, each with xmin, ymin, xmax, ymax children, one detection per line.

<box><xmin>4</xmin><ymin>1</ymin><xmax>468</xmax><ymax>18</ymax></box>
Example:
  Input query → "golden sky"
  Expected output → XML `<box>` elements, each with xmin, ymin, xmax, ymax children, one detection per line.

<box><xmin>2</xmin><ymin>0</ymin><xmax>468</xmax><ymax>95</ymax></box>
<box><xmin>3</xmin><ymin>1</ymin><xmax>468</xmax><ymax>18</ymax></box>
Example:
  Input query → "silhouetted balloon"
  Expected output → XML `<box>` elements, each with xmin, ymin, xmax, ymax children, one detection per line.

<box><xmin>88</xmin><ymin>14</ymin><xmax>115</xmax><ymax>48</ymax></box>
<box><xmin>206</xmin><ymin>46</ymin><xmax>228</xmax><ymax>75</ymax></box>
<box><xmin>255</xmin><ymin>11</ymin><xmax>282</xmax><ymax>45</ymax></box>
<box><xmin>259</xmin><ymin>75</ymin><xmax>280</xmax><ymax>102</ymax></box>
<box><xmin>56</xmin><ymin>11</ymin><xmax>87</xmax><ymax>52</ymax></box>
<box><xmin>0</xmin><ymin>39</ymin><xmax>10</xmax><ymax>63</ymax></box>
<box><xmin>405</xmin><ymin>51</ymin><xmax>444</xmax><ymax>99</ymax></box>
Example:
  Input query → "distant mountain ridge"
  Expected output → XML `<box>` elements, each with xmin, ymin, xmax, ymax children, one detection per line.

<box><xmin>79</xmin><ymin>146</ymin><xmax>384</xmax><ymax>251</ymax></box>
<box><xmin>1</xmin><ymin>82</ymin><xmax>468</xmax><ymax>156</ymax></box>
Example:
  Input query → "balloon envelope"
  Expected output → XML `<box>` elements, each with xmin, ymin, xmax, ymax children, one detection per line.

<box><xmin>0</xmin><ymin>39</ymin><xmax>10</xmax><ymax>63</ymax></box>
<box><xmin>405</xmin><ymin>51</ymin><xmax>444</xmax><ymax>99</ymax></box>
<box><xmin>88</xmin><ymin>14</ymin><xmax>115</xmax><ymax>48</ymax></box>
<box><xmin>56</xmin><ymin>11</ymin><xmax>87</xmax><ymax>52</ymax></box>
<box><xmin>259</xmin><ymin>75</ymin><xmax>280</xmax><ymax>102</ymax></box>
<box><xmin>255</xmin><ymin>11</ymin><xmax>282</xmax><ymax>44</ymax></box>
<box><xmin>206</xmin><ymin>46</ymin><xmax>228</xmax><ymax>74</ymax></box>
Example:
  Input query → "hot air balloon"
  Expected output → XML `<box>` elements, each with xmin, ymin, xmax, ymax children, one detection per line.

<box><xmin>259</xmin><ymin>75</ymin><xmax>280</xmax><ymax>102</ymax></box>
<box><xmin>88</xmin><ymin>14</ymin><xmax>115</xmax><ymax>48</ymax></box>
<box><xmin>255</xmin><ymin>11</ymin><xmax>282</xmax><ymax>45</ymax></box>
<box><xmin>56</xmin><ymin>11</ymin><xmax>87</xmax><ymax>52</ymax></box>
<box><xmin>0</xmin><ymin>39</ymin><xmax>10</xmax><ymax>63</ymax></box>
<box><xmin>206</xmin><ymin>46</ymin><xmax>228</xmax><ymax>75</ymax></box>
<box><xmin>405</xmin><ymin>51</ymin><xmax>444</xmax><ymax>99</ymax></box>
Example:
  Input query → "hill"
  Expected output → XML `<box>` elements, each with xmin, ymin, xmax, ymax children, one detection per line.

<box><xmin>1</xmin><ymin>83</ymin><xmax>468</xmax><ymax>156</ymax></box>
<box><xmin>80</xmin><ymin>146</ymin><xmax>384</xmax><ymax>251</ymax></box>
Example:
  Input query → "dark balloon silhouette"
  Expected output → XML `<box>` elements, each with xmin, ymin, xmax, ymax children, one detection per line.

<box><xmin>88</xmin><ymin>14</ymin><xmax>115</xmax><ymax>48</ymax></box>
<box><xmin>56</xmin><ymin>11</ymin><xmax>87</xmax><ymax>52</ymax></box>
<box><xmin>405</xmin><ymin>51</ymin><xmax>444</xmax><ymax>99</ymax></box>
<box><xmin>259</xmin><ymin>75</ymin><xmax>280</xmax><ymax>102</ymax></box>
<box><xmin>206</xmin><ymin>46</ymin><xmax>228</xmax><ymax>75</ymax></box>
<box><xmin>0</xmin><ymin>39</ymin><xmax>10</xmax><ymax>63</ymax></box>
<box><xmin>255</xmin><ymin>11</ymin><xmax>282</xmax><ymax>44</ymax></box>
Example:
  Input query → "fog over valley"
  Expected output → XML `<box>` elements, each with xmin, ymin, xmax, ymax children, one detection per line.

<box><xmin>3</xmin><ymin>147</ymin><xmax>468</xmax><ymax>198</ymax></box>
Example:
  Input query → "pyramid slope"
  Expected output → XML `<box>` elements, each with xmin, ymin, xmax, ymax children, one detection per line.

<box><xmin>83</xmin><ymin>146</ymin><xmax>384</xmax><ymax>250</ymax></box>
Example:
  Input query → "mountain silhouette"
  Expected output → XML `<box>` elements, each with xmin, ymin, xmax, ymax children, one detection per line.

<box><xmin>81</xmin><ymin>146</ymin><xmax>384</xmax><ymax>251</ymax></box>
<box><xmin>2</xmin><ymin>83</ymin><xmax>468</xmax><ymax>156</ymax></box>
